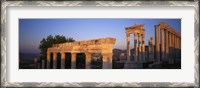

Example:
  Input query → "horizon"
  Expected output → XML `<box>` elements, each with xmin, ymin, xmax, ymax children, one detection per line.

<box><xmin>19</xmin><ymin>19</ymin><xmax>181</xmax><ymax>54</ymax></box>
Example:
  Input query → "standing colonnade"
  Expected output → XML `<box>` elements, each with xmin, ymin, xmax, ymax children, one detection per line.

<box><xmin>155</xmin><ymin>22</ymin><xmax>181</xmax><ymax>64</ymax></box>
<box><xmin>125</xmin><ymin>24</ymin><xmax>146</xmax><ymax>63</ymax></box>
<box><xmin>34</xmin><ymin>22</ymin><xmax>181</xmax><ymax>69</ymax></box>
<box><xmin>46</xmin><ymin>37</ymin><xmax>116</xmax><ymax>69</ymax></box>
<box><xmin>124</xmin><ymin>22</ymin><xmax>181</xmax><ymax>69</ymax></box>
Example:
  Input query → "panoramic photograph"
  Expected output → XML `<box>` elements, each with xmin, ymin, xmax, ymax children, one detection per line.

<box><xmin>19</xmin><ymin>19</ymin><xmax>181</xmax><ymax>69</ymax></box>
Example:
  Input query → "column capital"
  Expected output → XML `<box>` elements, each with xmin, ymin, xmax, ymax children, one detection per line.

<box><xmin>137</xmin><ymin>33</ymin><xmax>141</xmax><ymax>37</ymax></box>
<box><xmin>126</xmin><ymin>32</ymin><xmax>130</xmax><ymax>37</ymax></box>
<box><xmin>47</xmin><ymin>52</ymin><xmax>50</xmax><ymax>54</ymax></box>
<box><xmin>61</xmin><ymin>52</ymin><xmax>65</xmax><ymax>54</ymax></box>
<box><xmin>154</xmin><ymin>25</ymin><xmax>159</xmax><ymax>28</ymax></box>
<box><xmin>165</xmin><ymin>29</ymin><xmax>169</xmax><ymax>32</ymax></box>
<box><xmin>85</xmin><ymin>52</ymin><xmax>91</xmax><ymax>54</ymax></box>
<box><xmin>53</xmin><ymin>52</ymin><xmax>57</xmax><ymax>54</ymax></box>
<box><xmin>133</xmin><ymin>32</ymin><xmax>137</xmax><ymax>35</ymax></box>
<box><xmin>142</xmin><ymin>34</ymin><xmax>145</xmax><ymax>38</ymax></box>
<box><xmin>71</xmin><ymin>52</ymin><xmax>76</xmax><ymax>55</ymax></box>
<box><xmin>160</xmin><ymin>27</ymin><xmax>165</xmax><ymax>31</ymax></box>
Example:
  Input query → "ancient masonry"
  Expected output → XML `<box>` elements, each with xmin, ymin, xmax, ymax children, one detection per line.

<box><xmin>154</xmin><ymin>22</ymin><xmax>181</xmax><ymax>64</ymax></box>
<box><xmin>35</xmin><ymin>22</ymin><xmax>181</xmax><ymax>69</ymax></box>
<box><xmin>46</xmin><ymin>37</ymin><xmax>116</xmax><ymax>69</ymax></box>
<box><xmin>148</xmin><ymin>37</ymin><xmax>154</xmax><ymax>62</ymax></box>
<box><xmin>124</xmin><ymin>22</ymin><xmax>181</xmax><ymax>69</ymax></box>
<box><xmin>125</xmin><ymin>23</ymin><xmax>146</xmax><ymax>63</ymax></box>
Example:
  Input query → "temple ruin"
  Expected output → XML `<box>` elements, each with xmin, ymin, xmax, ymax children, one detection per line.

<box><xmin>155</xmin><ymin>22</ymin><xmax>181</xmax><ymax>64</ymax></box>
<box><xmin>35</xmin><ymin>22</ymin><xmax>181</xmax><ymax>69</ymax></box>
<box><xmin>125</xmin><ymin>23</ymin><xmax>146</xmax><ymax>63</ymax></box>
<box><xmin>46</xmin><ymin>37</ymin><xmax>116</xmax><ymax>69</ymax></box>
<box><xmin>124</xmin><ymin>22</ymin><xmax>181</xmax><ymax>68</ymax></box>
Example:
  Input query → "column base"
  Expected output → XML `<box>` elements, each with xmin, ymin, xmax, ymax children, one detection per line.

<box><xmin>53</xmin><ymin>60</ymin><xmax>57</xmax><ymax>69</ymax></box>
<box><xmin>102</xmin><ymin>62</ymin><xmax>112</xmax><ymax>69</ymax></box>
<box><xmin>71</xmin><ymin>64</ymin><xmax>76</xmax><ymax>69</ymax></box>
<box><xmin>124</xmin><ymin>61</ymin><xmax>143</xmax><ymax>69</ymax></box>
<box><xmin>61</xmin><ymin>60</ymin><xmax>65</xmax><ymax>69</ymax></box>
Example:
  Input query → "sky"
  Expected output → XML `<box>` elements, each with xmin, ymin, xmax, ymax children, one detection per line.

<box><xmin>19</xmin><ymin>19</ymin><xmax>181</xmax><ymax>54</ymax></box>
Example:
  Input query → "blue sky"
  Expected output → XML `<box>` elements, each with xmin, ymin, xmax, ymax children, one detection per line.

<box><xmin>19</xmin><ymin>19</ymin><xmax>181</xmax><ymax>54</ymax></box>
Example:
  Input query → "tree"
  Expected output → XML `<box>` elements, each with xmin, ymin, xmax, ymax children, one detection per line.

<box><xmin>38</xmin><ymin>35</ymin><xmax>75</xmax><ymax>62</ymax></box>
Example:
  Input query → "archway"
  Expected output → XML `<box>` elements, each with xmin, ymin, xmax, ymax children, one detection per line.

<box><xmin>65</xmin><ymin>53</ymin><xmax>71</xmax><ymax>69</ymax></box>
<box><xmin>76</xmin><ymin>53</ymin><xmax>86</xmax><ymax>69</ymax></box>
<box><xmin>57</xmin><ymin>53</ymin><xmax>61</xmax><ymax>69</ymax></box>
<box><xmin>91</xmin><ymin>53</ymin><xmax>102</xmax><ymax>69</ymax></box>
<box><xmin>50</xmin><ymin>53</ymin><xmax>53</xmax><ymax>69</ymax></box>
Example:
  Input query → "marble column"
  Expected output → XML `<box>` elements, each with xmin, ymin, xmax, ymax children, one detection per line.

<box><xmin>34</xmin><ymin>57</ymin><xmax>38</xmax><ymax>69</ymax></box>
<box><xmin>126</xmin><ymin>33</ymin><xmax>131</xmax><ymax>62</ymax></box>
<box><xmin>171</xmin><ymin>34</ymin><xmax>174</xmax><ymax>64</ymax></box>
<box><xmin>165</xmin><ymin>30</ymin><xmax>169</xmax><ymax>63</ymax></box>
<box><xmin>61</xmin><ymin>52</ymin><xmax>65</xmax><ymax>69</ymax></box>
<box><xmin>155</xmin><ymin>25</ymin><xmax>160</xmax><ymax>63</ymax></box>
<box><xmin>134</xmin><ymin>33</ymin><xmax>138</xmax><ymax>62</ymax></box>
<box><xmin>148</xmin><ymin>37</ymin><xmax>154</xmax><ymax>62</ymax></box>
<box><xmin>47</xmin><ymin>52</ymin><xmax>50</xmax><ymax>69</ymax></box>
<box><xmin>175</xmin><ymin>35</ymin><xmax>177</xmax><ymax>60</ymax></box>
<box><xmin>71</xmin><ymin>53</ymin><xmax>76</xmax><ymax>69</ymax></box>
<box><xmin>42</xmin><ymin>59</ymin><xmax>45</xmax><ymax>69</ymax></box>
<box><xmin>102</xmin><ymin>53</ymin><xmax>112</xmax><ymax>69</ymax></box>
<box><xmin>138</xmin><ymin>34</ymin><xmax>142</xmax><ymax>63</ymax></box>
<box><xmin>53</xmin><ymin>52</ymin><xmax>57</xmax><ymax>69</ymax></box>
<box><xmin>161</xmin><ymin>28</ymin><xmax>165</xmax><ymax>62</ymax></box>
<box><xmin>169</xmin><ymin>33</ymin><xmax>171</xmax><ymax>63</ymax></box>
<box><xmin>173</xmin><ymin>34</ymin><xmax>176</xmax><ymax>63</ymax></box>
<box><xmin>85</xmin><ymin>53</ymin><xmax>92</xmax><ymax>69</ymax></box>
<box><xmin>142</xmin><ymin>34</ymin><xmax>145</xmax><ymax>62</ymax></box>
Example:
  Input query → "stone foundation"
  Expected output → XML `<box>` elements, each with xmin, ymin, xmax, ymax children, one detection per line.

<box><xmin>124</xmin><ymin>61</ymin><xmax>143</xmax><ymax>69</ymax></box>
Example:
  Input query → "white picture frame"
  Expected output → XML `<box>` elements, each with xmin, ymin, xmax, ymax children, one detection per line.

<box><xmin>1</xmin><ymin>1</ymin><xmax>199</xmax><ymax>87</ymax></box>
